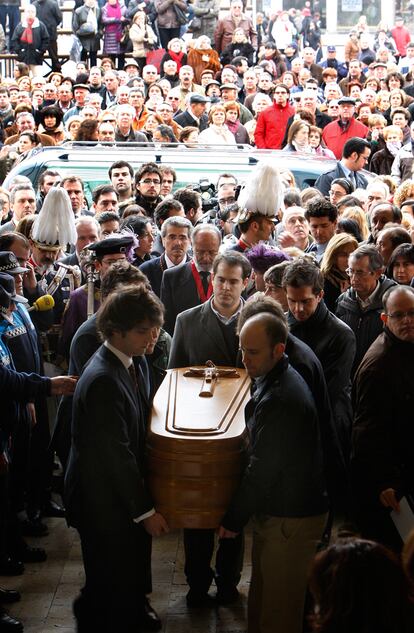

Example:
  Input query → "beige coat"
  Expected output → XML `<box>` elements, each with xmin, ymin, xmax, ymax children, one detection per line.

<box><xmin>129</xmin><ymin>22</ymin><xmax>157</xmax><ymax>58</ymax></box>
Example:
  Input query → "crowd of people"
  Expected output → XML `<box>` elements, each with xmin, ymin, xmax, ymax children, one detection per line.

<box><xmin>1</xmin><ymin>2</ymin><xmax>414</xmax><ymax>633</ymax></box>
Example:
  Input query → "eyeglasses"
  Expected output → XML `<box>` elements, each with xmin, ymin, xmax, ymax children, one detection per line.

<box><xmin>219</xmin><ymin>197</ymin><xmax>236</xmax><ymax>206</ymax></box>
<box><xmin>385</xmin><ymin>310</ymin><xmax>414</xmax><ymax>320</ymax></box>
<box><xmin>345</xmin><ymin>268</ymin><xmax>374</xmax><ymax>278</ymax></box>
<box><xmin>140</xmin><ymin>178</ymin><xmax>161</xmax><ymax>185</ymax></box>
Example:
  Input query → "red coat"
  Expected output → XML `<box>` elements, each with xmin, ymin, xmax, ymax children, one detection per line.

<box><xmin>254</xmin><ymin>102</ymin><xmax>295</xmax><ymax>150</ymax></box>
<box><xmin>322</xmin><ymin>118</ymin><xmax>369</xmax><ymax>160</ymax></box>
<box><xmin>392</xmin><ymin>25</ymin><xmax>411</xmax><ymax>57</ymax></box>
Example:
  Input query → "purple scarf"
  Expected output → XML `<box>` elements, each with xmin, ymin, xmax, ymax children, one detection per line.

<box><xmin>106</xmin><ymin>1</ymin><xmax>122</xmax><ymax>39</ymax></box>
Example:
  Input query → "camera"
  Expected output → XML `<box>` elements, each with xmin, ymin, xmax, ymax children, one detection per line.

<box><xmin>192</xmin><ymin>178</ymin><xmax>217</xmax><ymax>212</ymax></box>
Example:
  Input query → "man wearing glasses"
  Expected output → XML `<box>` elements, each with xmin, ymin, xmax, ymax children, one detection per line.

<box><xmin>254</xmin><ymin>83</ymin><xmax>294</xmax><ymax>149</ymax></box>
<box><xmin>134</xmin><ymin>162</ymin><xmax>163</xmax><ymax>218</ymax></box>
<box><xmin>321</xmin><ymin>96</ymin><xmax>369</xmax><ymax>159</ymax></box>
<box><xmin>336</xmin><ymin>245</ymin><xmax>396</xmax><ymax>374</ymax></box>
<box><xmin>352</xmin><ymin>285</ymin><xmax>414</xmax><ymax>551</ymax></box>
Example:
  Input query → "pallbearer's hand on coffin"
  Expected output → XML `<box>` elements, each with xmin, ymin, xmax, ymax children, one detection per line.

<box><xmin>143</xmin><ymin>512</ymin><xmax>170</xmax><ymax>537</ymax></box>
<box><xmin>217</xmin><ymin>525</ymin><xmax>239</xmax><ymax>539</ymax></box>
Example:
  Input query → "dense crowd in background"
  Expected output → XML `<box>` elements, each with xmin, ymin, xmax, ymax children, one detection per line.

<box><xmin>1</xmin><ymin>2</ymin><xmax>414</xmax><ymax>633</ymax></box>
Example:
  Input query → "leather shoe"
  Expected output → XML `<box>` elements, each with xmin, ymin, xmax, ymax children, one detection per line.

<box><xmin>186</xmin><ymin>590</ymin><xmax>216</xmax><ymax>608</ymax></box>
<box><xmin>42</xmin><ymin>499</ymin><xmax>65</xmax><ymax>518</ymax></box>
<box><xmin>139</xmin><ymin>599</ymin><xmax>162</xmax><ymax>632</ymax></box>
<box><xmin>0</xmin><ymin>588</ymin><xmax>20</xmax><ymax>604</ymax></box>
<box><xmin>0</xmin><ymin>608</ymin><xmax>23</xmax><ymax>632</ymax></box>
<box><xmin>13</xmin><ymin>546</ymin><xmax>47</xmax><ymax>563</ymax></box>
<box><xmin>0</xmin><ymin>558</ymin><xmax>24</xmax><ymax>576</ymax></box>
<box><xmin>216</xmin><ymin>585</ymin><xmax>239</xmax><ymax>605</ymax></box>
<box><xmin>20</xmin><ymin>517</ymin><xmax>49</xmax><ymax>537</ymax></box>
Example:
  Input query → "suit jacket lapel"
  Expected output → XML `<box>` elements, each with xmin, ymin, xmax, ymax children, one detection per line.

<box><xmin>100</xmin><ymin>345</ymin><xmax>140</xmax><ymax>411</ymax></box>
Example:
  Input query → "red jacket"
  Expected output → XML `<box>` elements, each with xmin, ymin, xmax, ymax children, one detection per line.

<box><xmin>392</xmin><ymin>25</ymin><xmax>411</xmax><ymax>57</ymax></box>
<box><xmin>322</xmin><ymin>118</ymin><xmax>369</xmax><ymax>160</ymax></box>
<box><xmin>254</xmin><ymin>102</ymin><xmax>295</xmax><ymax>150</ymax></box>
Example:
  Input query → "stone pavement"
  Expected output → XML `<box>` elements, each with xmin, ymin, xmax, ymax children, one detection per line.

<box><xmin>1</xmin><ymin>519</ymin><xmax>251</xmax><ymax>633</ymax></box>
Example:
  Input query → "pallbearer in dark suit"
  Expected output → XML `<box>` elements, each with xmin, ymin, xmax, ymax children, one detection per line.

<box><xmin>168</xmin><ymin>251</ymin><xmax>252</xmax><ymax>607</ymax></box>
<box><xmin>65</xmin><ymin>286</ymin><xmax>169</xmax><ymax>633</ymax></box>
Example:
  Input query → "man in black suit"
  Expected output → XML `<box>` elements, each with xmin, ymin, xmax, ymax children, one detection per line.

<box><xmin>161</xmin><ymin>224</ymin><xmax>221</xmax><ymax>335</ymax></box>
<box><xmin>65</xmin><ymin>286</ymin><xmax>169</xmax><ymax>633</ymax></box>
<box><xmin>168</xmin><ymin>251</ymin><xmax>251</xmax><ymax>606</ymax></box>
<box><xmin>173</xmin><ymin>93</ymin><xmax>209</xmax><ymax>131</ymax></box>
<box><xmin>314</xmin><ymin>137</ymin><xmax>371</xmax><ymax>197</ymax></box>
<box><xmin>139</xmin><ymin>216</ymin><xmax>192</xmax><ymax>297</ymax></box>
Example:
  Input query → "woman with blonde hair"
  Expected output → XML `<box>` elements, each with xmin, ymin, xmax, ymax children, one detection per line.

<box><xmin>17</xmin><ymin>75</ymin><xmax>31</xmax><ymax>92</ymax></box>
<box><xmin>187</xmin><ymin>34</ymin><xmax>221</xmax><ymax>84</ymax></box>
<box><xmin>159</xmin><ymin>37</ymin><xmax>187</xmax><ymax>72</ymax></box>
<box><xmin>341</xmin><ymin>206</ymin><xmax>370</xmax><ymax>240</ymax></box>
<box><xmin>370</xmin><ymin>125</ymin><xmax>403</xmax><ymax>175</ymax></box>
<box><xmin>394</xmin><ymin>179</ymin><xmax>414</xmax><ymax>208</ymax></box>
<box><xmin>198</xmin><ymin>103</ymin><xmax>236</xmax><ymax>145</ymax></box>
<box><xmin>320</xmin><ymin>233</ymin><xmax>358</xmax><ymax>311</ymax></box>
<box><xmin>376</xmin><ymin>90</ymin><xmax>391</xmax><ymax>113</ymax></box>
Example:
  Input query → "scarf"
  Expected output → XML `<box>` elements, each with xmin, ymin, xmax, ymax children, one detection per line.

<box><xmin>107</xmin><ymin>1</ymin><xmax>121</xmax><ymax>20</ymax></box>
<box><xmin>226</xmin><ymin>119</ymin><xmax>240</xmax><ymax>135</ymax></box>
<box><xmin>0</xmin><ymin>104</ymin><xmax>12</xmax><ymax>118</ymax></box>
<box><xmin>169</xmin><ymin>50</ymin><xmax>184</xmax><ymax>70</ymax></box>
<box><xmin>210</xmin><ymin>124</ymin><xmax>232</xmax><ymax>142</ymax></box>
<box><xmin>386</xmin><ymin>140</ymin><xmax>402</xmax><ymax>157</ymax></box>
<box><xmin>21</xmin><ymin>17</ymin><xmax>34</xmax><ymax>44</ymax></box>
<box><xmin>292</xmin><ymin>139</ymin><xmax>312</xmax><ymax>153</ymax></box>
<box><xmin>325</xmin><ymin>266</ymin><xmax>350</xmax><ymax>291</ymax></box>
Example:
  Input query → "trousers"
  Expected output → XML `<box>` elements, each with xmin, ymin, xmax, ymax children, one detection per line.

<box><xmin>183</xmin><ymin>527</ymin><xmax>244</xmax><ymax>594</ymax></box>
<box><xmin>248</xmin><ymin>513</ymin><xmax>327</xmax><ymax>633</ymax></box>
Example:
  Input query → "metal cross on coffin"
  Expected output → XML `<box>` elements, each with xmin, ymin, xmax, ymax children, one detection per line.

<box><xmin>183</xmin><ymin>360</ymin><xmax>240</xmax><ymax>398</ymax></box>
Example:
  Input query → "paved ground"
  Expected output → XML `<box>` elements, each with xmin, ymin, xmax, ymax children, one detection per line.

<box><xmin>1</xmin><ymin>518</ymin><xmax>251</xmax><ymax>632</ymax></box>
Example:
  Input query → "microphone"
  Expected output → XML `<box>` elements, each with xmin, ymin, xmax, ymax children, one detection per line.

<box><xmin>28</xmin><ymin>295</ymin><xmax>55</xmax><ymax>312</ymax></box>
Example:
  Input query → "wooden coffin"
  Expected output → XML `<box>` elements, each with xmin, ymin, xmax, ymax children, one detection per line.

<box><xmin>146</xmin><ymin>366</ymin><xmax>251</xmax><ymax>529</ymax></box>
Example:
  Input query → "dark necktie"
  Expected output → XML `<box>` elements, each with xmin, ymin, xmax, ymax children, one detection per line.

<box><xmin>128</xmin><ymin>363</ymin><xmax>137</xmax><ymax>388</ymax></box>
<box><xmin>200</xmin><ymin>271</ymin><xmax>210</xmax><ymax>294</ymax></box>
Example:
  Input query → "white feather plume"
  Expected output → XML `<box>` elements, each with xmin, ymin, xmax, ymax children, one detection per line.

<box><xmin>237</xmin><ymin>161</ymin><xmax>283</xmax><ymax>217</ymax></box>
<box><xmin>31</xmin><ymin>188</ymin><xmax>77</xmax><ymax>246</ymax></box>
